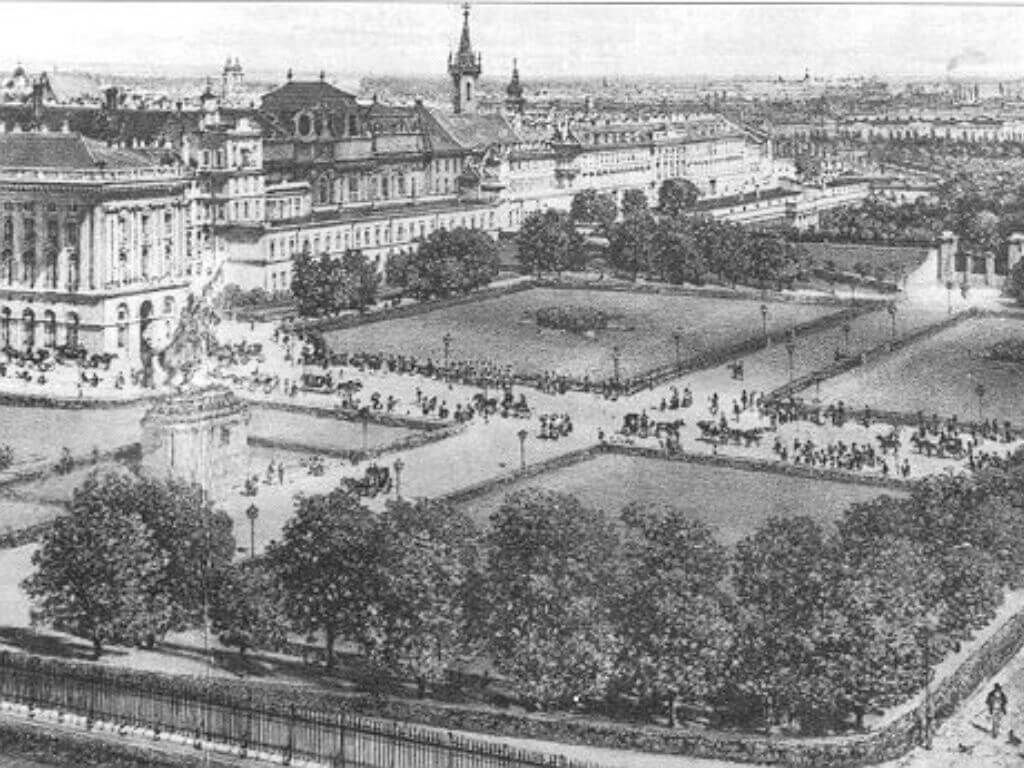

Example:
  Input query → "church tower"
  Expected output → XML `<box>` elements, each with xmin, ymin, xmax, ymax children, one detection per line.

<box><xmin>505</xmin><ymin>58</ymin><xmax>525</xmax><ymax>115</ymax></box>
<box><xmin>447</xmin><ymin>3</ymin><xmax>481</xmax><ymax>114</ymax></box>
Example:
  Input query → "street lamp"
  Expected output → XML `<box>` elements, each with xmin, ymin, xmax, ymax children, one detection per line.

<box><xmin>975</xmin><ymin>383</ymin><xmax>986</xmax><ymax>423</ymax></box>
<box><xmin>785</xmin><ymin>339</ymin><xmax>796</xmax><ymax>387</ymax></box>
<box><xmin>442</xmin><ymin>332</ymin><xmax>453</xmax><ymax>380</ymax></box>
<box><xmin>517</xmin><ymin>428</ymin><xmax>528</xmax><ymax>471</ymax></box>
<box><xmin>612</xmin><ymin>345</ymin><xmax>621</xmax><ymax>386</ymax></box>
<box><xmin>760</xmin><ymin>304</ymin><xmax>769</xmax><ymax>347</ymax></box>
<box><xmin>672</xmin><ymin>332</ymin><xmax>682</xmax><ymax>371</ymax></box>
<box><xmin>245</xmin><ymin>503</ymin><xmax>259</xmax><ymax>561</ymax></box>
<box><xmin>393</xmin><ymin>457</ymin><xmax>405</xmax><ymax>499</ymax></box>
<box><xmin>919</xmin><ymin>611</ymin><xmax>941</xmax><ymax>750</ymax></box>
<box><xmin>886</xmin><ymin>302</ymin><xmax>897</xmax><ymax>341</ymax></box>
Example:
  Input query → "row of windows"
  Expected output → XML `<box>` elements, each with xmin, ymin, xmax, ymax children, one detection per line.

<box><xmin>266</xmin><ymin>212</ymin><xmax>498</xmax><ymax>260</ymax></box>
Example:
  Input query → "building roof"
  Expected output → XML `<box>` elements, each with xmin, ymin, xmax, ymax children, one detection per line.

<box><xmin>260</xmin><ymin>80</ymin><xmax>356</xmax><ymax>113</ymax></box>
<box><xmin>422</xmin><ymin>107</ymin><xmax>520</xmax><ymax>151</ymax></box>
<box><xmin>0</xmin><ymin>132</ymin><xmax>157</xmax><ymax>169</ymax></box>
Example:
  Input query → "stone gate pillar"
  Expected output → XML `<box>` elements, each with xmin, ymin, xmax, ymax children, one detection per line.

<box><xmin>1007</xmin><ymin>233</ymin><xmax>1024</xmax><ymax>276</ymax></box>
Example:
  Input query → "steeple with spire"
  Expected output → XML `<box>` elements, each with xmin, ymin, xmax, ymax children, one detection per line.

<box><xmin>505</xmin><ymin>58</ymin><xmax>525</xmax><ymax>115</ymax></box>
<box><xmin>447</xmin><ymin>3</ymin><xmax>482</xmax><ymax>114</ymax></box>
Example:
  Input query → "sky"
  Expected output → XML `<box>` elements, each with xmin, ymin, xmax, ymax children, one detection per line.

<box><xmin>4</xmin><ymin>2</ymin><xmax>1024</xmax><ymax>82</ymax></box>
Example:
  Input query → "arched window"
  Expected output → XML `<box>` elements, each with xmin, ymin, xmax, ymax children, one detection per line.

<box><xmin>42</xmin><ymin>310</ymin><xmax>56</xmax><ymax>348</ymax></box>
<box><xmin>65</xmin><ymin>312</ymin><xmax>80</xmax><ymax>349</ymax></box>
<box><xmin>22</xmin><ymin>250</ymin><xmax>35</xmax><ymax>287</ymax></box>
<box><xmin>0</xmin><ymin>308</ymin><xmax>10</xmax><ymax>348</ymax></box>
<box><xmin>21</xmin><ymin>309</ymin><xmax>35</xmax><ymax>350</ymax></box>
<box><xmin>318</xmin><ymin>176</ymin><xmax>330</xmax><ymax>205</ymax></box>
<box><xmin>116</xmin><ymin>304</ymin><xmax>129</xmax><ymax>349</ymax></box>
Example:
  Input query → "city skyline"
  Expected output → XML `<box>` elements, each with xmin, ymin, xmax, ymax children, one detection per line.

<box><xmin>3</xmin><ymin>2</ymin><xmax>1024</xmax><ymax>82</ymax></box>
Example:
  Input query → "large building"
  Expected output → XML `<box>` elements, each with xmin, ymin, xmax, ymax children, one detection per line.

<box><xmin>0</xmin><ymin>129</ymin><xmax>204</xmax><ymax>364</ymax></box>
<box><xmin>0</xmin><ymin>5</ymin><xmax>787</xmax><ymax>364</ymax></box>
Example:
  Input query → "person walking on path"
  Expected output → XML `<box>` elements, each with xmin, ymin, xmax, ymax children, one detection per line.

<box><xmin>987</xmin><ymin>683</ymin><xmax>1008</xmax><ymax>738</ymax></box>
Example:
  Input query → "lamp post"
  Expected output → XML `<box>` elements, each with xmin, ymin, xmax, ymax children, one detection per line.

<box><xmin>887</xmin><ymin>302</ymin><xmax>897</xmax><ymax>340</ymax></box>
<box><xmin>785</xmin><ymin>339</ymin><xmax>796</xmax><ymax>387</ymax></box>
<box><xmin>672</xmin><ymin>332</ymin><xmax>682</xmax><ymax>371</ymax></box>
<box><xmin>975</xmin><ymin>382</ymin><xmax>986</xmax><ymax>423</ymax></box>
<box><xmin>361</xmin><ymin>407</ymin><xmax>369</xmax><ymax>453</ymax></box>
<box><xmin>442</xmin><ymin>332</ymin><xmax>453</xmax><ymax>380</ymax></box>
<box><xmin>517</xmin><ymin>428</ymin><xmax>528</xmax><ymax>471</ymax></box>
<box><xmin>919</xmin><ymin>611</ymin><xmax>940</xmax><ymax>750</ymax></box>
<box><xmin>612</xmin><ymin>345</ymin><xmax>621</xmax><ymax>386</ymax></box>
<box><xmin>760</xmin><ymin>304</ymin><xmax>769</xmax><ymax>347</ymax></box>
<box><xmin>393</xmin><ymin>457</ymin><xmax>404</xmax><ymax>499</ymax></box>
<box><xmin>245</xmin><ymin>503</ymin><xmax>259</xmax><ymax>561</ymax></box>
<box><xmin>841</xmin><ymin>321</ymin><xmax>851</xmax><ymax>355</ymax></box>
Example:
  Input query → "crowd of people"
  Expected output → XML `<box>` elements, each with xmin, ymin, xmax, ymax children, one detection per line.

<box><xmin>772</xmin><ymin>434</ymin><xmax>912</xmax><ymax>478</ymax></box>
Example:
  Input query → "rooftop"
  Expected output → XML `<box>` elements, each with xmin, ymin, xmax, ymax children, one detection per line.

<box><xmin>0</xmin><ymin>131</ymin><xmax>160</xmax><ymax>170</ymax></box>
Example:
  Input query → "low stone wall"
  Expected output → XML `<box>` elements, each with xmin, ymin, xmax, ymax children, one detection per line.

<box><xmin>248</xmin><ymin>398</ymin><xmax>449</xmax><ymax>432</ymax></box>
<box><xmin>248</xmin><ymin>422</ymin><xmax>464</xmax><ymax>465</ymax></box>
<box><xmin>0</xmin><ymin>391</ymin><xmax>156</xmax><ymax>410</ymax></box>
<box><xmin>535</xmin><ymin>276</ymin><xmax>864</xmax><ymax>308</ymax></box>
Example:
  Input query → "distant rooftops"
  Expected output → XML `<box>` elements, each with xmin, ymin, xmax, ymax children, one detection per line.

<box><xmin>0</xmin><ymin>131</ymin><xmax>162</xmax><ymax>170</ymax></box>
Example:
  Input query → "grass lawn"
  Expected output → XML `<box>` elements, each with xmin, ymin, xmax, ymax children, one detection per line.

<box><xmin>248</xmin><ymin>408</ymin><xmax>417</xmax><ymax>454</ymax></box>
<box><xmin>0</xmin><ymin>404</ymin><xmax>145</xmax><ymax>465</ymax></box>
<box><xmin>324</xmin><ymin>288</ymin><xmax>839</xmax><ymax>381</ymax></box>
<box><xmin>802</xmin><ymin>242</ymin><xmax>930</xmax><ymax>275</ymax></box>
<box><xmin>801</xmin><ymin>315</ymin><xmax>1024</xmax><ymax>424</ymax></box>
<box><xmin>453</xmin><ymin>453</ymin><xmax>901</xmax><ymax>546</ymax></box>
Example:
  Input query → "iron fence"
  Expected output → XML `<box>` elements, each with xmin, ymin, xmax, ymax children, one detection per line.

<box><xmin>0</xmin><ymin>653</ymin><xmax>591</xmax><ymax>768</ymax></box>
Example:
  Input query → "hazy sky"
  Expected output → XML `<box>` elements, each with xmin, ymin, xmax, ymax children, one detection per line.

<box><xmin>4</xmin><ymin>2</ymin><xmax>1024</xmax><ymax>81</ymax></box>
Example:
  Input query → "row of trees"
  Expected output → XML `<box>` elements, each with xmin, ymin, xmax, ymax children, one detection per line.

<box><xmin>26</xmin><ymin>456</ymin><xmax>1024</xmax><ymax>734</ymax></box>
<box><xmin>291</xmin><ymin>248</ymin><xmax>382</xmax><ymax>317</ymax></box>
<box><xmin>385</xmin><ymin>227</ymin><xmax>500</xmax><ymax>301</ymax></box>
<box><xmin>610</xmin><ymin>212</ymin><xmax>806</xmax><ymax>288</ymax></box>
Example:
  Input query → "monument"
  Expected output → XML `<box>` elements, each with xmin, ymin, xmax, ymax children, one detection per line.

<box><xmin>140</xmin><ymin>386</ymin><xmax>250</xmax><ymax>500</ymax></box>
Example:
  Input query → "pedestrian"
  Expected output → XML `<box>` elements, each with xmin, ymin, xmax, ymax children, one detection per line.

<box><xmin>987</xmin><ymin>683</ymin><xmax>1008</xmax><ymax>738</ymax></box>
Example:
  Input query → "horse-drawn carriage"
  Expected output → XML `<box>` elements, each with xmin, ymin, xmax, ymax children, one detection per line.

<box><xmin>875</xmin><ymin>429</ymin><xmax>901</xmax><ymax>454</ymax></box>
<box><xmin>696</xmin><ymin>420</ymin><xmax>765</xmax><ymax>447</ymax></box>
<box><xmin>911</xmin><ymin>431</ymin><xmax>966</xmax><ymax>460</ymax></box>
<box><xmin>340</xmin><ymin>464</ymin><xmax>393</xmax><ymax>497</ymax></box>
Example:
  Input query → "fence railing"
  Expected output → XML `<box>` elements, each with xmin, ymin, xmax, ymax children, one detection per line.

<box><xmin>0</xmin><ymin>652</ymin><xmax>588</xmax><ymax>768</ymax></box>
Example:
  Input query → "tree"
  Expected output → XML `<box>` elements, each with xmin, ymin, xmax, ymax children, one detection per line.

<box><xmin>211</xmin><ymin>561</ymin><xmax>288</xmax><ymax>659</ymax></box>
<box><xmin>290</xmin><ymin>245</ymin><xmax>328</xmax><ymax>317</ymax></box>
<box><xmin>269</xmin><ymin>489</ymin><xmax>386</xmax><ymax>668</ymax></box>
<box><xmin>570</xmin><ymin>189</ymin><xmax>598</xmax><ymax>224</ymax></box>
<box><xmin>129</xmin><ymin>474</ymin><xmax>235</xmax><ymax>644</ymax></box>
<box><xmin>404</xmin><ymin>227</ymin><xmax>499</xmax><ymax>300</ymax></box>
<box><xmin>608</xmin><ymin>211</ymin><xmax>656</xmax><ymax>281</ymax></box>
<box><xmin>481</xmin><ymin>489</ymin><xmax>620</xmax><ymax>709</ymax></box>
<box><xmin>23</xmin><ymin>471</ymin><xmax>165</xmax><ymax>658</ymax></box>
<box><xmin>333</xmin><ymin>249</ymin><xmax>381</xmax><ymax>311</ymax></box>
<box><xmin>658</xmin><ymin>179</ymin><xmax>700</xmax><ymax>217</ymax></box>
<box><xmin>386</xmin><ymin>249</ymin><xmax>411</xmax><ymax>289</ymax></box>
<box><xmin>732</xmin><ymin>516</ymin><xmax>834</xmax><ymax>731</ymax></box>
<box><xmin>591</xmin><ymin>193</ymin><xmax>619</xmax><ymax>236</ymax></box>
<box><xmin>1007</xmin><ymin>257</ymin><xmax>1024</xmax><ymax>304</ymax></box>
<box><xmin>614</xmin><ymin>503</ymin><xmax>733</xmax><ymax>726</ymax></box>
<box><xmin>621</xmin><ymin>188</ymin><xmax>649</xmax><ymax>218</ymax></box>
<box><xmin>375</xmin><ymin>499</ymin><xmax>481</xmax><ymax>696</ymax></box>
<box><xmin>653</xmin><ymin>215</ymin><xmax>705</xmax><ymax>285</ymax></box>
<box><xmin>516</xmin><ymin>209</ymin><xmax>585</xmax><ymax>278</ymax></box>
